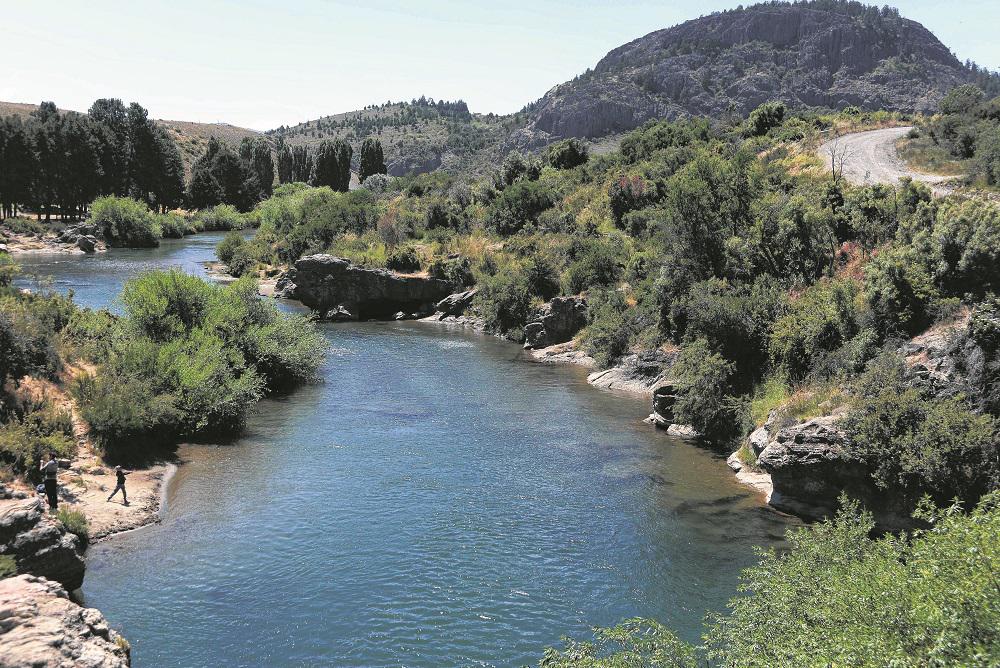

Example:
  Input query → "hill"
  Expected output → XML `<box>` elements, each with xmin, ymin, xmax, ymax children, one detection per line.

<box><xmin>510</xmin><ymin>1</ymin><xmax>989</xmax><ymax>148</ymax></box>
<box><xmin>266</xmin><ymin>98</ymin><xmax>520</xmax><ymax>177</ymax></box>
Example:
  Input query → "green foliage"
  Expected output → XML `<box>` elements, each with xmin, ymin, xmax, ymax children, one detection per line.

<box><xmin>156</xmin><ymin>212</ymin><xmax>191</xmax><ymax>239</ymax></box>
<box><xmin>770</xmin><ymin>279</ymin><xmax>860</xmax><ymax>381</ymax></box>
<box><xmin>385</xmin><ymin>246</ymin><xmax>421</xmax><ymax>273</ymax></box>
<box><xmin>744</xmin><ymin>101</ymin><xmax>786</xmax><ymax>137</ymax></box>
<box><xmin>546</xmin><ymin>138</ymin><xmax>589</xmax><ymax>170</ymax></box>
<box><xmin>672</xmin><ymin>338</ymin><xmax>738</xmax><ymax>441</ymax></box>
<box><xmin>74</xmin><ymin>271</ymin><xmax>327</xmax><ymax>455</ymax></box>
<box><xmin>56</xmin><ymin>508</ymin><xmax>89</xmax><ymax>545</ymax></box>
<box><xmin>358</xmin><ymin>137</ymin><xmax>387</xmax><ymax>183</ymax></box>
<box><xmin>706</xmin><ymin>494</ymin><xmax>1000</xmax><ymax>667</ymax></box>
<box><xmin>476</xmin><ymin>252</ymin><xmax>559</xmax><ymax>338</ymax></box>
<box><xmin>841</xmin><ymin>354</ymin><xmax>999</xmax><ymax>504</ymax></box>
<box><xmin>563</xmin><ymin>237</ymin><xmax>623</xmax><ymax>295</ymax></box>
<box><xmin>194</xmin><ymin>204</ymin><xmax>247</xmax><ymax>231</ymax></box>
<box><xmin>540</xmin><ymin>618</ymin><xmax>699</xmax><ymax>668</ymax></box>
<box><xmin>487</xmin><ymin>180</ymin><xmax>555</xmax><ymax>236</ymax></box>
<box><xmin>427</xmin><ymin>256</ymin><xmax>473</xmax><ymax>289</ymax></box>
<box><xmin>89</xmin><ymin>196</ymin><xmax>161</xmax><ymax>248</ymax></box>
<box><xmin>188</xmin><ymin>137</ymin><xmax>257</xmax><ymax>211</ymax></box>
<box><xmin>311</xmin><ymin>139</ymin><xmax>352</xmax><ymax>192</ymax></box>
<box><xmin>0</xmin><ymin>410</ymin><xmax>75</xmax><ymax>481</ymax></box>
<box><xmin>216</xmin><ymin>231</ymin><xmax>246</xmax><ymax>266</ymax></box>
<box><xmin>582</xmin><ymin>289</ymin><xmax>636</xmax><ymax>368</ymax></box>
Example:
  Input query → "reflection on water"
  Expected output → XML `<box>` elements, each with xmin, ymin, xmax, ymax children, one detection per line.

<box><xmin>21</xmin><ymin>238</ymin><xmax>797</xmax><ymax>667</ymax></box>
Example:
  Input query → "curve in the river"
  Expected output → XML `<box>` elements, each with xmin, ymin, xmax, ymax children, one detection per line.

<box><xmin>17</xmin><ymin>236</ymin><xmax>797</xmax><ymax>668</ymax></box>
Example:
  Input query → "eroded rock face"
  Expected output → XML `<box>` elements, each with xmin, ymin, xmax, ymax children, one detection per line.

<box><xmin>523</xmin><ymin>296</ymin><xmax>588</xmax><ymax>349</ymax></box>
<box><xmin>0</xmin><ymin>575</ymin><xmax>130</xmax><ymax>668</ymax></box>
<box><xmin>432</xmin><ymin>289</ymin><xmax>478</xmax><ymax>319</ymax></box>
<box><xmin>0</xmin><ymin>495</ymin><xmax>85</xmax><ymax>592</ymax></box>
<box><xmin>588</xmin><ymin>350</ymin><xmax>677</xmax><ymax>395</ymax></box>
<box><xmin>276</xmin><ymin>255</ymin><xmax>453</xmax><ymax>320</ymax></box>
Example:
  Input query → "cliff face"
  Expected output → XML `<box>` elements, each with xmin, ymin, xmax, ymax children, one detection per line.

<box><xmin>0</xmin><ymin>575</ymin><xmax>130</xmax><ymax>668</ymax></box>
<box><xmin>514</xmin><ymin>3</ymin><xmax>971</xmax><ymax>146</ymax></box>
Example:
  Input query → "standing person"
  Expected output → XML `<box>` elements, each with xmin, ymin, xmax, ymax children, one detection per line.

<box><xmin>107</xmin><ymin>466</ymin><xmax>129</xmax><ymax>505</ymax></box>
<box><xmin>108</xmin><ymin>466</ymin><xmax>128</xmax><ymax>506</ymax></box>
<box><xmin>39</xmin><ymin>452</ymin><xmax>59</xmax><ymax>511</ymax></box>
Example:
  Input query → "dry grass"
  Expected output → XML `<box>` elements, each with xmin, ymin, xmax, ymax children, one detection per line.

<box><xmin>895</xmin><ymin>135</ymin><xmax>967</xmax><ymax>176</ymax></box>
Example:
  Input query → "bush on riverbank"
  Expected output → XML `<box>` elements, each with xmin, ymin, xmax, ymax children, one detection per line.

<box><xmin>89</xmin><ymin>196</ymin><xmax>161</xmax><ymax>248</ymax></box>
<box><xmin>193</xmin><ymin>204</ymin><xmax>249</xmax><ymax>232</ymax></box>
<box><xmin>72</xmin><ymin>270</ymin><xmax>327</xmax><ymax>456</ymax></box>
<box><xmin>545</xmin><ymin>493</ymin><xmax>1000</xmax><ymax>666</ymax></box>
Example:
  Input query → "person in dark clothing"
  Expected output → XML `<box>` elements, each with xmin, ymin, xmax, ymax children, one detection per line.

<box><xmin>39</xmin><ymin>452</ymin><xmax>59</xmax><ymax>511</ymax></box>
<box><xmin>107</xmin><ymin>466</ymin><xmax>129</xmax><ymax>505</ymax></box>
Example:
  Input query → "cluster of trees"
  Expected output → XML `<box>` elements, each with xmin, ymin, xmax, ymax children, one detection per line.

<box><xmin>188</xmin><ymin>136</ymin><xmax>274</xmax><ymax>211</ymax></box>
<box><xmin>267</xmin><ymin>98</ymin><xmax>472</xmax><ymax>142</ymax></box>
<box><xmin>68</xmin><ymin>270</ymin><xmax>326</xmax><ymax>458</ymax></box>
<box><xmin>0</xmin><ymin>99</ymin><xmax>183</xmax><ymax>220</ymax></box>
<box><xmin>273</xmin><ymin>136</ymin><xmax>385</xmax><ymax>192</ymax></box>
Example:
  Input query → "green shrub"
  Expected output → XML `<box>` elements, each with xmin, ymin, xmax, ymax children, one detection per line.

<box><xmin>563</xmin><ymin>237</ymin><xmax>623</xmax><ymax>294</ymax></box>
<box><xmin>156</xmin><ymin>213</ymin><xmax>192</xmax><ymax>239</ymax></box>
<box><xmin>63</xmin><ymin>308</ymin><xmax>118</xmax><ymax>361</ymax></box>
<box><xmin>672</xmin><ymin>338</ymin><xmax>739</xmax><ymax>441</ymax></box>
<box><xmin>0</xmin><ymin>417</ymin><xmax>75</xmax><ymax>481</ymax></box>
<box><xmin>486</xmin><ymin>180</ymin><xmax>555</xmax><ymax>236</ymax></box>
<box><xmin>582</xmin><ymin>289</ymin><xmax>634</xmax><ymax>368</ymax></box>
<box><xmin>546</xmin><ymin>138</ymin><xmax>589</xmax><ymax>170</ymax></box>
<box><xmin>215</xmin><ymin>232</ymin><xmax>245</xmax><ymax>266</ymax></box>
<box><xmin>841</xmin><ymin>354</ymin><xmax>1000</xmax><ymax>505</ymax></box>
<box><xmin>56</xmin><ymin>508</ymin><xmax>89</xmax><ymax>545</ymax></box>
<box><xmin>2</xmin><ymin>217</ymin><xmax>46</xmax><ymax>236</ymax></box>
<box><xmin>385</xmin><ymin>246</ymin><xmax>421</xmax><ymax>273</ymax></box>
<box><xmin>193</xmin><ymin>204</ymin><xmax>247</xmax><ymax>231</ymax></box>
<box><xmin>744</xmin><ymin>101</ymin><xmax>786</xmax><ymax>137</ymax></box>
<box><xmin>427</xmin><ymin>256</ymin><xmax>474</xmax><ymax>289</ymax></box>
<box><xmin>89</xmin><ymin>196</ymin><xmax>161</xmax><ymax>248</ymax></box>
<box><xmin>541</xmin><ymin>618</ymin><xmax>698</xmax><ymax>667</ymax></box>
<box><xmin>73</xmin><ymin>273</ymin><xmax>327</xmax><ymax>455</ymax></box>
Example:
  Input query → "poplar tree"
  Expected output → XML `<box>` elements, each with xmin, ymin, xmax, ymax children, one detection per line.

<box><xmin>359</xmin><ymin>137</ymin><xmax>387</xmax><ymax>183</ymax></box>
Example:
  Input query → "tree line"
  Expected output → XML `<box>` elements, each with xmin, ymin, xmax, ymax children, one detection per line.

<box><xmin>0</xmin><ymin>100</ymin><xmax>183</xmax><ymax>220</ymax></box>
<box><xmin>0</xmin><ymin>99</ymin><xmax>390</xmax><ymax>221</ymax></box>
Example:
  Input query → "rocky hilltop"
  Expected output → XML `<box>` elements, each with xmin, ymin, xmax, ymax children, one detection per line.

<box><xmin>513</xmin><ymin>1</ymin><xmax>974</xmax><ymax>147</ymax></box>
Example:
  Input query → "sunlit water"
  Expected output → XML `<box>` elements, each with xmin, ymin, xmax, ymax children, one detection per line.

<box><xmin>17</xmin><ymin>238</ymin><xmax>796</xmax><ymax>667</ymax></box>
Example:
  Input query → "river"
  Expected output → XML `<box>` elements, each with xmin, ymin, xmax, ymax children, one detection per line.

<box><xmin>15</xmin><ymin>235</ymin><xmax>796</xmax><ymax>667</ymax></box>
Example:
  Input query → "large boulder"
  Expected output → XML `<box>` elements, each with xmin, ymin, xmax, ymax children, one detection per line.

<box><xmin>0</xmin><ymin>575</ymin><xmax>130</xmax><ymax>667</ymax></box>
<box><xmin>432</xmin><ymin>288</ymin><xmax>478</xmax><ymax>318</ymax></box>
<box><xmin>752</xmin><ymin>413</ymin><xmax>912</xmax><ymax>529</ymax></box>
<box><xmin>275</xmin><ymin>255</ymin><xmax>454</xmax><ymax>320</ymax></box>
<box><xmin>523</xmin><ymin>296</ymin><xmax>588</xmax><ymax>349</ymax></box>
<box><xmin>588</xmin><ymin>350</ymin><xmax>677</xmax><ymax>395</ymax></box>
<box><xmin>76</xmin><ymin>235</ymin><xmax>98</xmax><ymax>253</ymax></box>
<box><xmin>0</xmin><ymin>495</ymin><xmax>85</xmax><ymax>592</ymax></box>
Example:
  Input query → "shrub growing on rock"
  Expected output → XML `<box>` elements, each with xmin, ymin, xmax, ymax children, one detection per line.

<box><xmin>672</xmin><ymin>338</ymin><xmax>739</xmax><ymax>441</ymax></box>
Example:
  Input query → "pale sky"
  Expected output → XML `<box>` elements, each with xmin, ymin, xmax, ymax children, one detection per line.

<box><xmin>2</xmin><ymin>0</ymin><xmax>998</xmax><ymax>130</ymax></box>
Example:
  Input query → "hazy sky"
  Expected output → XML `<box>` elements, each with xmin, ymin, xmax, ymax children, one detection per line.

<box><xmin>3</xmin><ymin>0</ymin><xmax>998</xmax><ymax>130</ymax></box>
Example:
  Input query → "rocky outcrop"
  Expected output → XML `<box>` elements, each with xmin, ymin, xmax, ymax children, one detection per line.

<box><xmin>523</xmin><ymin>296</ymin><xmax>588</xmax><ymax>349</ymax></box>
<box><xmin>748</xmin><ymin>412</ymin><xmax>912</xmax><ymax>529</ymax></box>
<box><xmin>513</xmin><ymin>3</ymin><xmax>973</xmax><ymax>148</ymax></box>
<box><xmin>587</xmin><ymin>350</ymin><xmax>677</xmax><ymax>395</ymax></box>
<box><xmin>430</xmin><ymin>289</ymin><xmax>478</xmax><ymax>319</ymax></box>
<box><xmin>275</xmin><ymin>255</ymin><xmax>454</xmax><ymax>320</ymax></box>
<box><xmin>0</xmin><ymin>493</ymin><xmax>85</xmax><ymax>592</ymax></box>
<box><xmin>0</xmin><ymin>575</ymin><xmax>130</xmax><ymax>667</ymax></box>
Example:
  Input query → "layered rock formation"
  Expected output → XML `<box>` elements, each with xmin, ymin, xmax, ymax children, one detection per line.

<box><xmin>523</xmin><ymin>296</ymin><xmax>588</xmax><ymax>349</ymax></box>
<box><xmin>275</xmin><ymin>255</ymin><xmax>453</xmax><ymax>320</ymax></box>
<box><xmin>0</xmin><ymin>575</ymin><xmax>130</xmax><ymax>667</ymax></box>
<box><xmin>512</xmin><ymin>3</ymin><xmax>973</xmax><ymax>148</ymax></box>
<box><xmin>0</xmin><ymin>492</ymin><xmax>85</xmax><ymax>592</ymax></box>
<box><xmin>587</xmin><ymin>350</ymin><xmax>677</xmax><ymax>395</ymax></box>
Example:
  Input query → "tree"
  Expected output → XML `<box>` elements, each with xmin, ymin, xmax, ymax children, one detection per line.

<box><xmin>311</xmin><ymin>139</ymin><xmax>351</xmax><ymax>192</ymax></box>
<box><xmin>275</xmin><ymin>137</ymin><xmax>293</xmax><ymax>184</ymax></box>
<box><xmin>0</xmin><ymin>116</ymin><xmax>35</xmax><ymax>219</ymax></box>
<box><xmin>547</xmin><ymin>138</ymin><xmax>589</xmax><ymax>169</ymax></box>
<box><xmin>290</xmin><ymin>145</ymin><xmax>312</xmax><ymax>183</ymax></box>
<box><xmin>672</xmin><ymin>337</ymin><xmax>738</xmax><ymax>441</ymax></box>
<box><xmin>358</xmin><ymin>137</ymin><xmax>386</xmax><ymax>183</ymax></box>
<box><xmin>239</xmin><ymin>137</ymin><xmax>274</xmax><ymax>201</ymax></box>
<box><xmin>744</xmin><ymin>101</ymin><xmax>785</xmax><ymax>137</ymax></box>
<box><xmin>188</xmin><ymin>137</ymin><xmax>254</xmax><ymax>211</ymax></box>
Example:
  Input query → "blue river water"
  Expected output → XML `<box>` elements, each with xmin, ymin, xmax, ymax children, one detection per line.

<box><xmin>15</xmin><ymin>237</ymin><xmax>795</xmax><ymax>667</ymax></box>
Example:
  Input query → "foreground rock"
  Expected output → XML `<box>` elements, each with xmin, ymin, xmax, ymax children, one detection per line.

<box><xmin>275</xmin><ymin>255</ymin><xmax>453</xmax><ymax>320</ymax></box>
<box><xmin>750</xmin><ymin>412</ymin><xmax>911</xmax><ymax>530</ymax></box>
<box><xmin>523</xmin><ymin>296</ymin><xmax>588</xmax><ymax>349</ymax></box>
<box><xmin>0</xmin><ymin>575</ymin><xmax>130</xmax><ymax>667</ymax></box>
<box><xmin>0</xmin><ymin>492</ymin><xmax>85</xmax><ymax>591</ymax></box>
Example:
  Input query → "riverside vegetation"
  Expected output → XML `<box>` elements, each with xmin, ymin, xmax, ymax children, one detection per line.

<box><xmin>209</xmin><ymin>96</ymin><xmax>999</xmax><ymax>664</ymax></box>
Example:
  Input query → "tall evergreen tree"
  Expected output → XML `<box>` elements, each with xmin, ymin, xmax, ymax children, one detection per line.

<box><xmin>239</xmin><ymin>137</ymin><xmax>274</xmax><ymax>201</ymax></box>
<box><xmin>0</xmin><ymin>116</ymin><xmax>35</xmax><ymax>220</ymax></box>
<box><xmin>188</xmin><ymin>137</ymin><xmax>254</xmax><ymax>211</ymax></box>
<box><xmin>311</xmin><ymin>139</ymin><xmax>352</xmax><ymax>192</ymax></box>
<box><xmin>358</xmin><ymin>137</ymin><xmax>387</xmax><ymax>183</ymax></box>
<box><xmin>276</xmin><ymin>137</ymin><xmax>293</xmax><ymax>184</ymax></box>
<box><xmin>291</xmin><ymin>145</ymin><xmax>312</xmax><ymax>183</ymax></box>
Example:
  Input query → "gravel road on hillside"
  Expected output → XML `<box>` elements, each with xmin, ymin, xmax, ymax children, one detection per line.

<box><xmin>817</xmin><ymin>126</ymin><xmax>955</xmax><ymax>196</ymax></box>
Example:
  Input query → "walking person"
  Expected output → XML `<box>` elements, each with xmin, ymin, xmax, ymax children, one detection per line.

<box><xmin>39</xmin><ymin>452</ymin><xmax>59</xmax><ymax>511</ymax></box>
<box><xmin>107</xmin><ymin>466</ymin><xmax>129</xmax><ymax>505</ymax></box>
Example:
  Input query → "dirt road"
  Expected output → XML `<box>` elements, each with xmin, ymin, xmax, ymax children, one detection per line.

<box><xmin>817</xmin><ymin>126</ymin><xmax>954</xmax><ymax>196</ymax></box>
